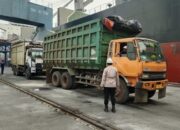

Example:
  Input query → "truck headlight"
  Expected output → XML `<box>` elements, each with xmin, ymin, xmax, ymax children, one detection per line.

<box><xmin>142</xmin><ymin>74</ymin><xmax>149</xmax><ymax>79</ymax></box>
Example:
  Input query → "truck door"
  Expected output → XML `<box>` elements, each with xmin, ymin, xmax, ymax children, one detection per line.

<box><xmin>113</xmin><ymin>41</ymin><xmax>140</xmax><ymax>87</ymax></box>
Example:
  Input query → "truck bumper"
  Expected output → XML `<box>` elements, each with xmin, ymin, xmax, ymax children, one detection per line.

<box><xmin>134</xmin><ymin>79</ymin><xmax>168</xmax><ymax>103</ymax></box>
<box><xmin>136</xmin><ymin>79</ymin><xmax>168</xmax><ymax>91</ymax></box>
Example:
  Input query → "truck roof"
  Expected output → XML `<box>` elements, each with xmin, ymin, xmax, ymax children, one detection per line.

<box><xmin>11</xmin><ymin>40</ymin><xmax>43</xmax><ymax>49</ymax></box>
<box><xmin>111</xmin><ymin>37</ymin><xmax>158</xmax><ymax>43</ymax></box>
<box><xmin>11</xmin><ymin>39</ymin><xmax>43</xmax><ymax>44</ymax></box>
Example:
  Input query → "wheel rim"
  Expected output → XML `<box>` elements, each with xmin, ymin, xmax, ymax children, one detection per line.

<box><xmin>115</xmin><ymin>79</ymin><xmax>129</xmax><ymax>103</ymax></box>
<box><xmin>52</xmin><ymin>71</ymin><xmax>61</xmax><ymax>87</ymax></box>
<box><xmin>61</xmin><ymin>72</ymin><xmax>72</xmax><ymax>89</ymax></box>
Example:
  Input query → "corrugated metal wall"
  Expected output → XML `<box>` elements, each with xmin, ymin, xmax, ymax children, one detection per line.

<box><xmin>161</xmin><ymin>43</ymin><xmax>180</xmax><ymax>83</ymax></box>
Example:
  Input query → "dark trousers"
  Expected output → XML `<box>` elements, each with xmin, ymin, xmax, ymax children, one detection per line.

<box><xmin>104</xmin><ymin>87</ymin><xmax>116</xmax><ymax>106</ymax></box>
<box><xmin>1</xmin><ymin>64</ymin><xmax>4</xmax><ymax>74</ymax></box>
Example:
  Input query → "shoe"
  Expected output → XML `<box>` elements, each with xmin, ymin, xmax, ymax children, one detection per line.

<box><xmin>104</xmin><ymin>106</ymin><xmax>108</xmax><ymax>112</ymax></box>
<box><xmin>111</xmin><ymin>106</ymin><xmax>116</xmax><ymax>113</ymax></box>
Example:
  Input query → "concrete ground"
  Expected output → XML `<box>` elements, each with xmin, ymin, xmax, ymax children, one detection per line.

<box><xmin>0</xmin><ymin>71</ymin><xmax>97</xmax><ymax>130</ymax></box>
<box><xmin>1</xmin><ymin>67</ymin><xmax>180</xmax><ymax>130</ymax></box>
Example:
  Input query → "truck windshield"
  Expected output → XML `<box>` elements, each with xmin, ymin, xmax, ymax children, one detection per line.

<box><xmin>32</xmin><ymin>50</ymin><xmax>43</xmax><ymax>59</ymax></box>
<box><xmin>137</xmin><ymin>40</ymin><xmax>164</xmax><ymax>61</ymax></box>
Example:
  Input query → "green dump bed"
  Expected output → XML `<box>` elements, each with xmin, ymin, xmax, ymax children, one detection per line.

<box><xmin>43</xmin><ymin>19</ymin><xmax>121</xmax><ymax>70</ymax></box>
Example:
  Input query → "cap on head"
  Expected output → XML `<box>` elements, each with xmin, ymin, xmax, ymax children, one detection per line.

<box><xmin>106</xmin><ymin>58</ymin><xmax>113</xmax><ymax>64</ymax></box>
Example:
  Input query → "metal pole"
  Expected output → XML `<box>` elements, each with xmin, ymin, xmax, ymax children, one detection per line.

<box><xmin>5</xmin><ymin>44</ymin><xmax>7</xmax><ymax>66</ymax></box>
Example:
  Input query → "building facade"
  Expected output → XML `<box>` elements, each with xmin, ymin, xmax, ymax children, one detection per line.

<box><xmin>0</xmin><ymin>23</ymin><xmax>36</xmax><ymax>41</ymax></box>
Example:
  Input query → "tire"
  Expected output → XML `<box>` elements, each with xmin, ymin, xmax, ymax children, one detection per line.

<box><xmin>61</xmin><ymin>72</ymin><xmax>73</xmax><ymax>89</ymax></box>
<box><xmin>52</xmin><ymin>71</ymin><xmax>61</xmax><ymax>87</ymax></box>
<box><xmin>12</xmin><ymin>67</ymin><xmax>16</xmax><ymax>75</ymax></box>
<box><xmin>115</xmin><ymin>79</ymin><xmax>129</xmax><ymax>104</ymax></box>
<box><xmin>14</xmin><ymin>68</ymin><xmax>21</xmax><ymax>76</ymax></box>
<box><xmin>148</xmin><ymin>90</ymin><xmax>156</xmax><ymax>98</ymax></box>
<box><xmin>17</xmin><ymin>70</ymin><xmax>23</xmax><ymax>76</ymax></box>
<box><xmin>25</xmin><ymin>68</ymin><xmax>31</xmax><ymax>79</ymax></box>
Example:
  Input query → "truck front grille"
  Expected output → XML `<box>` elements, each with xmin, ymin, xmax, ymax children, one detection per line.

<box><xmin>142</xmin><ymin>72</ymin><xmax>166</xmax><ymax>81</ymax></box>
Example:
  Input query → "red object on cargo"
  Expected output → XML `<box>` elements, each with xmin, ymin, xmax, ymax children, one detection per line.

<box><xmin>161</xmin><ymin>42</ymin><xmax>180</xmax><ymax>83</ymax></box>
<box><xmin>103</xmin><ymin>18</ymin><xmax>114</xmax><ymax>31</ymax></box>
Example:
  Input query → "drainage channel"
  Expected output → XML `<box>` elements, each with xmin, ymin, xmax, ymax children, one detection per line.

<box><xmin>0</xmin><ymin>78</ymin><xmax>121</xmax><ymax>130</ymax></box>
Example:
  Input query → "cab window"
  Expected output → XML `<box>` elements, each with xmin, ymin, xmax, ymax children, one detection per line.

<box><xmin>120</xmin><ymin>43</ymin><xmax>127</xmax><ymax>57</ymax></box>
<box><xmin>117</xmin><ymin>42</ymin><xmax>136</xmax><ymax>60</ymax></box>
<box><xmin>127</xmin><ymin>43</ymin><xmax>136</xmax><ymax>60</ymax></box>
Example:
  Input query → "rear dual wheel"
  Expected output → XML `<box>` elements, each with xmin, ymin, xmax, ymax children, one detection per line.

<box><xmin>52</xmin><ymin>71</ymin><xmax>76</xmax><ymax>89</ymax></box>
<box><xmin>61</xmin><ymin>72</ymin><xmax>73</xmax><ymax>89</ymax></box>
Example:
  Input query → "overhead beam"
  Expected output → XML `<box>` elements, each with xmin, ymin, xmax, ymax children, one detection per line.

<box><xmin>0</xmin><ymin>0</ymin><xmax>52</xmax><ymax>30</ymax></box>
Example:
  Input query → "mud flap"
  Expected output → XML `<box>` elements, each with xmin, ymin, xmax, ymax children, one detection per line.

<box><xmin>158</xmin><ymin>87</ymin><xmax>166</xmax><ymax>99</ymax></box>
<box><xmin>134</xmin><ymin>88</ymin><xmax>148</xmax><ymax>103</ymax></box>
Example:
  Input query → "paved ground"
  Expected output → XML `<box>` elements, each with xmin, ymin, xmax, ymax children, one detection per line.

<box><xmin>0</xmin><ymin>71</ymin><xmax>97</xmax><ymax>130</ymax></box>
<box><xmin>1</xmin><ymin>67</ymin><xmax>180</xmax><ymax>130</ymax></box>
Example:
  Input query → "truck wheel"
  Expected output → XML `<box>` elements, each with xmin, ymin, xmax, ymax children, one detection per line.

<box><xmin>61</xmin><ymin>72</ymin><xmax>73</xmax><ymax>89</ymax></box>
<box><xmin>148</xmin><ymin>90</ymin><xmax>156</xmax><ymax>98</ymax></box>
<box><xmin>25</xmin><ymin>68</ymin><xmax>31</xmax><ymax>79</ymax></box>
<box><xmin>13</xmin><ymin>68</ymin><xmax>16</xmax><ymax>75</ymax></box>
<box><xmin>14</xmin><ymin>68</ymin><xmax>21</xmax><ymax>76</ymax></box>
<box><xmin>52</xmin><ymin>71</ymin><xmax>61</xmax><ymax>87</ymax></box>
<box><xmin>115</xmin><ymin>79</ymin><xmax>129</xmax><ymax>104</ymax></box>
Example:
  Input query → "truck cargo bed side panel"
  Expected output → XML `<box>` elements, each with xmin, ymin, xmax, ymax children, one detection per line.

<box><xmin>11</xmin><ymin>42</ymin><xmax>25</xmax><ymax>66</ymax></box>
<box><xmin>44</xmin><ymin>19</ymin><xmax>122</xmax><ymax>70</ymax></box>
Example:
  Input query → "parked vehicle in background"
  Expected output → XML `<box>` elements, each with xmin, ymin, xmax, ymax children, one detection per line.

<box><xmin>11</xmin><ymin>40</ymin><xmax>44</xmax><ymax>79</ymax></box>
<box><xmin>43</xmin><ymin>18</ymin><xmax>168</xmax><ymax>103</ymax></box>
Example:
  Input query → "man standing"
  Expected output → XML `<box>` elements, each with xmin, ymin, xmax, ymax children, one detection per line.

<box><xmin>0</xmin><ymin>57</ymin><xmax>5</xmax><ymax>75</ymax></box>
<box><xmin>100</xmin><ymin>58</ymin><xmax>120</xmax><ymax>113</ymax></box>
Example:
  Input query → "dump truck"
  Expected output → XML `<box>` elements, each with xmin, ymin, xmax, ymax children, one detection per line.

<box><xmin>11</xmin><ymin>40</ymin><xmax>44</xmax><ymax>79</ymax></box>
<box><xmin>43</xmin><ymin>19</ymin><xmax>168</xmax><ymax>103</ymax></box>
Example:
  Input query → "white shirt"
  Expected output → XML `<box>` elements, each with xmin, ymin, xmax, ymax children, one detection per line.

<box><xmin>100</xmin><ymin>65</ymin><xmax>120</xmax><ymax>88</ymax></box>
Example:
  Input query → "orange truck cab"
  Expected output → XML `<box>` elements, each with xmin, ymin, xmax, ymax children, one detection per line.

<box><xmin>109</xmin><ymin>37</ymin><xmax>168</xmax><ymax>103</ymax></box>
